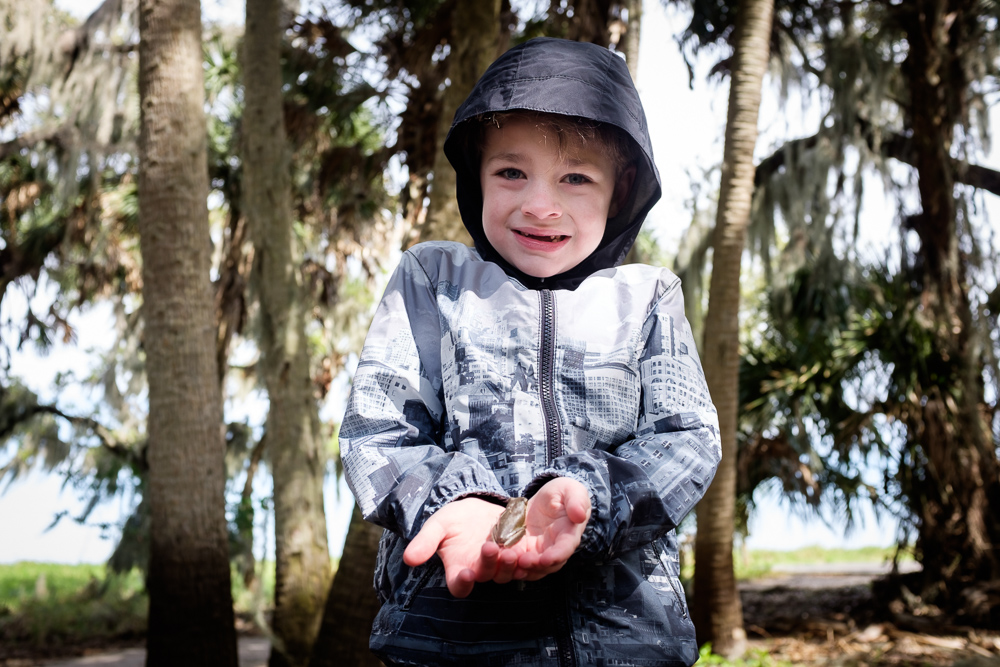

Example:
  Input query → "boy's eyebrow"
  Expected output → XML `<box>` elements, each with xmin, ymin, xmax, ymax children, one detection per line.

<box><xmin>483</xmin><ymin>151</ymin><xmax>524</xmax><ymax>164</ymax></box>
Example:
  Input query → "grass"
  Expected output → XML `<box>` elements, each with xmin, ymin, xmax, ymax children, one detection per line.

<box><xmin>0</xmin><ymin>562</ymin><xmax>147</xmax><ymax>649</ymax></box>
<box><xmin>231</xmin><ymin>559</ymin><xmax>275</xmax><ymax>618</ymax></box>
<box><xmin>0</xmin><ymin>557</ymin><xmax>337</xmax><ymax>651</ymax></box>
<box><xmin>679</xmin><ymin>544</ymin><xmax>911</xmax><ymax>581</ymax></box>
<box><xmin>733</xmin><ymin>545</ymin><xmax>913</xmax><ymax>580</ymax></box>
<box><xmin>695</xmin><ymin>644</ymin><xmax>793</xmax><ymax>666</ymax></box>
<box><xmin>0</xmin><ymin>562</ymin><xmax>110</xmax><ymax>603</ymax></box>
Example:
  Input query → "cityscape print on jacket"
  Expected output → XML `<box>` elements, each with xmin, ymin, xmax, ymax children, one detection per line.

<box><xmin>341</xmin><ymin>242</ymin><xmax>721</xmax><ymax>666</ymax></box>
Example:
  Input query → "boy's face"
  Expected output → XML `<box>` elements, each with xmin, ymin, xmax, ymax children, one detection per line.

<box><xmin>479</xmin><ymin>117</ymin><xmax>622</xmax><ymax>279</ymax></box>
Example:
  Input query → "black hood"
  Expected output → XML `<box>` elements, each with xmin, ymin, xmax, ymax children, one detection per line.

<box><xmin>443</xmin><ymin>37</ymin><xmax>661</xmax><ymax>291</ymax></box>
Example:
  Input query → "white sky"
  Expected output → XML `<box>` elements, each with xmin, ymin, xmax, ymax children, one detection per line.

<box><xmin>6</xmin><ymin>0</ymin><xmax>998</xmax><ymax>564</ymax></box>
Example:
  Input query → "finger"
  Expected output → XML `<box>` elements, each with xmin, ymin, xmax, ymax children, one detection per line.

<box><xmin>492</xmin><ymin>547</ymin><xmax>520</xmax><ymax>584</ymax></box>
<box><xmin>515</xmin><ymin>549</ymin><xmax>540</xmax><ymax>572</ymax></box>
<box><xmin>403</xmin><ymin>521</ymin><xmax>445</xmax><ymax>567</ymax></box>
<box><xmin>566</xmin><ymin>495</ymin><xmax>591</xmax><ymax>524</ymax></box>
<box><xmin>537</xmin><ymin>540</ymin><xmax>576</xmax><ymax>569</ymax></box>
<box><xmin>474</xmin><ymin>541</ymin><xmax>501</xmax><ymax>582</ymax></box>
<box><xmin>447</xmin><ymin>567</ymin><xmax>477</xmax><ymax>598</ymax></box>
<box><xmin>545</xmin><ymin>524</ymin><xmax>587</xmax><ymax>560</ymax></box>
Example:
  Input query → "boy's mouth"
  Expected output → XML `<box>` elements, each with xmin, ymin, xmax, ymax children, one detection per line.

<box><xmin>515</xmin><ymin>230</ymin><xmax>568</xmax><ymax>243</ymax></box>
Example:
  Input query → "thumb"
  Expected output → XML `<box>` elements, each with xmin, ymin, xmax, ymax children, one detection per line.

<box><xmin>404</xmin><ymin>519</ymin><xmax>445</xmax><ymax>567</ymax></box>
<box><xmin>563</xmin><ymin>485</ymin><xmax>591</xmax><ymax>525</ymax></box>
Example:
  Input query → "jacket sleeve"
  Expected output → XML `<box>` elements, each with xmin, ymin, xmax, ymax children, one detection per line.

<box><xmin>526</xmin><ymin>279</ymin><xmax>721</xmax><ymax>559</ymax></box>
<box><xmin>340</xmin><ymin>250</ymin><xmax>508</xmax><ymax>540</ymax></box>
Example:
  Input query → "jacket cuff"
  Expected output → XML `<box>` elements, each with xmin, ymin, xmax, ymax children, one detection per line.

<box><xmin>412</xmin><ymin>457</ymin><xmax>508</xmax><ymax>539</ymax></box>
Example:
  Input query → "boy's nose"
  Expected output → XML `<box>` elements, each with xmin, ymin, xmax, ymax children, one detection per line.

<box><xmin>521</xmin><ymin>183</ymin><xmax>561</xmax><ymax>220</ymax></box>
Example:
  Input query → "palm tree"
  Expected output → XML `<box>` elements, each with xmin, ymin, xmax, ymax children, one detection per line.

<box><xmin>243</xmin><ymin>1</ymin><xmax>332</xmax><ymax>665</ymax></box>
<box><xmin>413</xmin><ymin>0</ymin><xmax>502</xmax><ymax>246</ymax></box>
<box><xmin>684</xmin><ymin>0</ymin><xmax>1000</xmax><ymax>622</ymax></box>
<box><xmin>137</xmin><ymin>0</ymin><xmax>238</xmax><ymax>663</ymax></box>
<box><xmin>692</xmin><ymin>0</ymin><xmax>774</xmax><ymax>658</ymax></box>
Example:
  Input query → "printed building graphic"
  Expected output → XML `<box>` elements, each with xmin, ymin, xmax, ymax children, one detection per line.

<box><xmin>343</xmin><ymin>264</ymin><xmax>718</xmax><ymax>513</ymax></box>
<box><xmin>340</xmin><ymin>247</ymin><xmax>717</xmax><ymax>667</ymax></box>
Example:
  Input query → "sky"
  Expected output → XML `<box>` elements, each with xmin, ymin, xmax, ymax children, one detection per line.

<box><xmin>5</xmin><ymin>0</ymin><xmax>997</xmax><ymax>565</ymax></box>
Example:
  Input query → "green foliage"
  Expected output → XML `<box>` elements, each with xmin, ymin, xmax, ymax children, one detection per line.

<box><xmin>231</xmin><ymin>560</ymin><xmax>275</xmax><ymax>619</ymax></box>
<box><xmin>695</xmin><ymin>643</ymin><xmax>792</xmax><ymax>666</ymax></box>
<box><xmin>0</xmin><ymin>559</ymin><xmax>339</xmax><ymax>648</ymax></box>
<box><xmin>672</xmin><ymin>0</ymin><xmax>1000</xmax><ymax>586</ymax></box>
<box><xmin>0</xmin><ymin>563</ymin><xmax>146</xmax><ymax>648</ymax></box>
<box><xmin>0</xmin><ymin>562</ymin><xmax>108</xmax><ymax>602</ymax></box>
<box><xmin>734</xmin><ymin>545</ymin><xmax>912</xmax><ymax>580</ymax></box>
<box><xmin>2</xmin><ymin>2</ymin><xmax>399</xmax><ymax>579</ymax></box>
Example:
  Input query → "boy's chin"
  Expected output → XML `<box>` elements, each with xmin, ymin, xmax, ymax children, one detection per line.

<box><xmin>507</xmin><ymin>257</ymin><xmax>588</xmax><ymax>279</ymax></box>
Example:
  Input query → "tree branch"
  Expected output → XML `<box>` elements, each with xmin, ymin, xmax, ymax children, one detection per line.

<box><xmin>9</xmin><ymin>402</ymin><xmax>147</xmax><ymax>471</ymax></box>
<box><xmin>754</xmin><ymin>128</ymin><xmax>1000</xmax><ymax>198</ymax></box>
<box><xmin>754</xmin><ymin>131</ymin><xmax>824</xmax><ymax>187</ymax></box>
<box><xmin>0</xmin><ymin>125</ymin><xmax>79</xmax><ymax>161</ymax></box>
<box><xmin>775</xmin><ymin>21</ymin><xmax>822</xmax><ymax>79</ymax></box>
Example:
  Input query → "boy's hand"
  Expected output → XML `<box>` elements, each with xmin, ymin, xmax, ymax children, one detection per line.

<box><xmin>403</xmin><ymin>497</ymin><xmax>505</xmax><ymax>598</ymax></box>
<box><xmin>403</xmin><ymin>478</ymin><xmax>591</xmax><ymax>598</ymax></box>
<box><xmin>496</xmin><ymin>477</ymin><xmax>591</xmax><ymax>582</ymax></box>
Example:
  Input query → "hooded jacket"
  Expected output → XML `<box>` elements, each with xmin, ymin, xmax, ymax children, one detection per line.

<box><xmin>341</xmin><ymin>38</ymin><xmax>721</xmax><ymax>667</ymax></box>
<box><xmin>445</xmin><ymin>37</ymin><xmax>661</xmax><ymax>291</ymax></box>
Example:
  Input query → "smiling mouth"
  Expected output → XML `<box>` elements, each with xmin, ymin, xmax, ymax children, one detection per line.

<box><xmin>515</xmin><ymin>230</ymin><xmax>568</xmax><ymax>243</ymax></box>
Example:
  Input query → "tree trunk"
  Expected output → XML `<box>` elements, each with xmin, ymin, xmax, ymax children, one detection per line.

<box><xmin>243</xmin><ymin>1</ymin><xmax>332</xmax><ymax>665</ymax></box>
<box><xmin>693</xmin><ymin>0</ymin><xmax>774</xmax><ymax>658</ymax></box>
<box><xmin>898</xmin><ymin>0</ymin><xmax>1000</xmax><ymax>605</ymax></box>
<box><xmin>308</xmin><ymin>503</ymin><xmax>385</xmax><ymax>667</ymax></box>
<box><xmin>412</xmin><ymin>0</ymin><xmax>501</xmax><ymax>245</ymax></box>
<box><xmin>619</xmin><ymin>0</ymin><xmax>642</xmax><ymax>82</ymax></box>
<box><xmin>137</xmin><ymin>0</ymin><xmax>238</xmax><ymax>664</ymax></box>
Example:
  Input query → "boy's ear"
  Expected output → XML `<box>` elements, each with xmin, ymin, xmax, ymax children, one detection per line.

<box><xmin>608</xmin><ymin>165</ymin><xmax>637</xmax><ymax>218</ymax></box>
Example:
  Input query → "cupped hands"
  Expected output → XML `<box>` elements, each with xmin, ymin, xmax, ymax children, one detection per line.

<box><xmin>402</xmin><ymin>477</ymin><xmax>592</xmax><ymax>598</ymax></box>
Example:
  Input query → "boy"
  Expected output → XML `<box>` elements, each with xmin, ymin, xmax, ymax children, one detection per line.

<box><xmin>341</xmin><ymin>37</ymin><xmax>721</xmax><ymax>666</ymax></box>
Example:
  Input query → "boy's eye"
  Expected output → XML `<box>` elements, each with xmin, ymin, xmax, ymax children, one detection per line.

<box><xmin>564</xmin><ymin>173</ymin><xmax>591</xmax><ymax>185</ymax></box>
<box><xmin>497</xmin><ymin>168</ymin><xmax>524</xmax><ymax>180</ymax></box>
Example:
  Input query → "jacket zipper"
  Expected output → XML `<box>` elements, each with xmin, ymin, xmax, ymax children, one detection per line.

<box><xmin>539</xmin><ymin>289</ymin><xmax>574</xmax><ymax>667</ymax></box>
<box><xmin>555</xmin><ymin>589</ymin><xmax>576</xmax><ymax>667</ymax></box>
<box><xmin>401</xmin><ymin>558</ymin><xmax>439</xmax><ymax>611</ymax></box>
<box><xmin>539</xmin><ymin>289</ymin><xmax>562</xmax><ymax>466</ymax></box>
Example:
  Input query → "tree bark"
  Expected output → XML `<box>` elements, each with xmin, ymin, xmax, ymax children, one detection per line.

<box><xmin>898</xmin><ymin>0</ymin><xmax>1000</xmax><ymax>599</ymax></box>
<box><xmin>308</xmin><ymin>504</ymin><xmax>385</xmax><ymax>667</ymax></box>
<box><xmin>242</xmin><ymin>1</ymin><xmax>332</xmax><ymax>665</ymax></box>
<box><xmin>137</xmin><ymin>0</ymin><xmax>238</xmax><ymax>664</ymax></box>
<box><xmin>620</xmin><ymin>0</ymin><xmax>642</xmax><ymax>82</ymax></box>
<box><xmin>693</xmin><ymin>0</ymin><xmax>774</xmax><ymax>658</ymax></box>
<box><xmin>412</xmin><ymin>0</ymin><xmax>502</xmax><ymax>245</ymax></box>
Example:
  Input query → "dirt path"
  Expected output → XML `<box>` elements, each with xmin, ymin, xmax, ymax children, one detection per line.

<box><xmin>741</xmin><ymin>559</ymin><xmax>922</xmax><ymax>590</ymax></box>
<box><xmin>26</xmin><ymin>637</ymin><xmax>269</xmax><ymax>667</ymax></box>
<box><xmin>739</xmin><ymin>561</ymin><xmax>1000</xmax><ymax>666</ymax></box>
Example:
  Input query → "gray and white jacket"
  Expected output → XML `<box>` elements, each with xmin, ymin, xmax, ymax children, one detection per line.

<box><xmin>341</xmin><ymin>242</ymin><xmax>720</xmax><ymax>666</ymax></box>
<box><xmin>341</xmin><ymin>37</ymin><xmax>722</xmax><ymax>667</ymax></box>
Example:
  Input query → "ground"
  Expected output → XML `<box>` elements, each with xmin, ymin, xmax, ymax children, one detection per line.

<box><xmin>2</xmin><ymin>564</ymin><xmax>1000</xmax><ymax>666</ymax></box>
<box><xmin>737</xmin><ymin>564</ymin><xmax>1000</xmax><ymax>666</ymax></box>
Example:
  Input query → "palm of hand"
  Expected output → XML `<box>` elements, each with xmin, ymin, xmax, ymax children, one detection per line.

<box><xmin>434</xmin><ymin>507</ymin><xmax>503</xmax><ymax>571</ymax></box>
<box><xmin>506</xmin><ymin>482</ymin><xmax>590</xmax><ymax>575</ymax></box>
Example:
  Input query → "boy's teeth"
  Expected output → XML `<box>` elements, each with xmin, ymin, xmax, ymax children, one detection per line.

<box><xmin>519</xmin><ymin>231</ymin><xmax>564</xmax><ymax>242</ymax></box>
